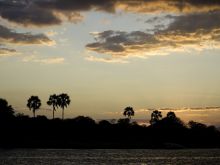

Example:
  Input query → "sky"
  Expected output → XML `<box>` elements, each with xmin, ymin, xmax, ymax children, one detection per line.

<box><xmin>1</xmin><ymin>0</ymin><xmax>220</xmax><ymax>125</ymax></box>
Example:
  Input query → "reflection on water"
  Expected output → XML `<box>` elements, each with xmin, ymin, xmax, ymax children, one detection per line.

<box><xmin>1</xmin><ymin>149</ymin><xmax>220</xmax><ymax>165</ymax></box>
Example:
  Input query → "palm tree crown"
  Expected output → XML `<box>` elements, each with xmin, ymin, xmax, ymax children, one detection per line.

<box><xmin>47</xmin><ymin>94</ymin><xmax>58</xmax><ymax>119</ymax></box>
<box><xmin>27</xmin><ymin>96</ymin><xmax>41</xmax><ymax>118</ymax></box>
<box><xmin>167</xmin><ymin>111</ymin><xmax>176</xmax><ymax>119</ymax></box>
<box><xmin>150</xmin><ymin>110</ymin><xmax>162</xmax><ymax>125</ymax></box>
<box><xmin>123</xmin><ymin>106</ymin><xmax>135</xmax><ymax>119</ymax></box>
<box><xmin>57</xmin><ymin>93</ymin><xmax>71</xmax><ymax>120</ymax></box>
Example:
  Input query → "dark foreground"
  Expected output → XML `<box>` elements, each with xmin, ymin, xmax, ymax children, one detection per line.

<box><xmin>1</xmin><ymin>115</ymin><xmax>220</xmax><ymax>149</ymax></box>
<box><xmin>1</xmin><ymin>149</ymin><xmax>220</xmax><ymax>165</ymax></box>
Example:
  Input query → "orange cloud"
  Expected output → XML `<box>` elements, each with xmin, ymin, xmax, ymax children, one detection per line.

<box><xmin>116</xmin><ymin>0</ymin><xmax>220</xmax><ymax>14</ymax></box>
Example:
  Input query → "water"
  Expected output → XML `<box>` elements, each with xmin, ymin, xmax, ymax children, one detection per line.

<box><xmin>0</xmin><ymin>149</ymin><xmax>220</xmax><ymax>165</ymax></box>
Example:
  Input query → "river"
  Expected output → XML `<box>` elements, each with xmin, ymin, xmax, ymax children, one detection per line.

<box><xmin>1</xmin><ymin>149</ymin><xmax>220</xmax><ymax>164</ymax></box>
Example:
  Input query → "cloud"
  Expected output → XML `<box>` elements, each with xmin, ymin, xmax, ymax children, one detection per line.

<box><xmin>158</xmin><ymin>107</ymin><xmax>220</xmax><ymax>112</ymax></box>
<box><xmin>0</xmin><ymin>0</ymin><xmax>82</xmax><ymax>27</ymax></box>
<box><xmin>156</xmin><ymin>11</ymin><xmax>220</xmax><ymax>49</ymax></box>
<box><xmin>85</xmin><ymin>55</ymin><xmax>128</xmax><ymax>63</ymax></box>
<box><xmin>0</xmin><ymin>47</ymin><xmax>16</xmax><ymax>57</ymax></box>
<box><xmin>0</xmin><ymin>24</ymin><xmax>56</xmax><ymax>60</ymax></box>
<box><xmin>0</xmin><ymin>0</ymin><xmax>62</xmax><ymax>27</ymax></box>
<box><xmin>0</xmin><ymin>25</ymin><xmax>54</xmax><ymax>46</ymax></box>
<box><xmin>86</xmin><ymin>30</ymin><xmax>164</xmax><ymax>60</ymax></box>
<box><xmin>36</xmin><ymin>0</ymin><xmax>116</xmax><ymax>13</ymax></box>
<box><xmin>116</xmin><ymin>0</ymin><xmax>220</xmax><ymax>14</ymax></box>
<box><xmin>39</xmin><ymin>57</ymin><xmax>65</xmax><ymax>64</ymax></box>
<box><xmin>1</xmin><ymin>1</ymin><xmax>220</xmax><ymax>63</ymax></box>
<box><xmin>86</xmin><ymin>11</ymin><xmax>220</xmax><ymax>62</ymax></box>
<box><xmin>35</xmin><ymin>0</ymin><xmax>220</xmax><ymax>14</ymax></box>
<box><xmin>163</xmin><ymin>11</ymin><xmax>220</xmax><ymax>32</ymax></box>
<box><xmin>0</xmin><ymin>7</ymin><xmax>62</xmax><ymax>27</ymax></box>
<box><xmin>53</xmin><ymin>11</ymin><xmax>83</xmax><ymax>24</ymax></box>
<box><xmin>1</xmin><ymin>0</ymin><xmax>220</xmax><ymax>27</ymax></box>
<box><xmin>22</xmin><ymin>55</ymin><xmax>65</xmax><ymax>64</ymax></box>
<box><xmin>0</xmin><ymin>0</ymin><xmax>110</xmax><ymax>27</ymax></box>
<box><xmin>86</xmin><ymin>30</ymin><xmax>177</xmax><ymax>60</ymax></box>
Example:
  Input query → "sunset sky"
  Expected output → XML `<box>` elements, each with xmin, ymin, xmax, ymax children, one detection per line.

<box><xmin>1</xmin><ymin>0</ymin><xmax>220</xmax><ymax>125</ymax></box>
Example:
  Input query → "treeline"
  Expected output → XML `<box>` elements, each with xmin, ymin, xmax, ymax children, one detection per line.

<box><xmin>0</xmin><ymin>98</ymin><xmax>220</xmax><ymax>149</ymax></box>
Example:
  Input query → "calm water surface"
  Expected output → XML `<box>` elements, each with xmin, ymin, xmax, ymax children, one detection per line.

<box><xmin>0</xmin><ymin>149</ymin><xmax>220</xmax><ymax>165</ymax></box>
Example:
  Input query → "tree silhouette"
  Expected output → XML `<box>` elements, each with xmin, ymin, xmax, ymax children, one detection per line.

<box><xmin>27</xmin><ymin>96</ymin><xmax>41</xmax><ymax>118</ymax></box>
<box><xmin>47</xmin><ymin>94</ymin><xmax>58</xmax><ymax>119</ymax></box>
<box><xmin>99</xmin><ymin>120</ymin><xmax>111</xmax><ymax>128</ymax></box>
<box><xmin>123</xmin><ymin>106</ymin><xmax>134</xmax><ymax>119</ymax></box>
<box><xmin>158</xmin><ymin>111</ymin><xmax>186</xmax><ymax>129</ymax></box>
<box><xmin>118</xmin><ymin>118</ymin><xmax>130</xmax><ymax>126</ymax></box>
<box><xmin>188</xmin><ymin>120</ymin><xmax>207</xmax><ymax>130</ymax></box>
<box><xmin>0</xmin><ymin>98</ymin><xmax>15</xmax><ymax>120</ymax></box>
<box><xmin>167</xmin><ymin>111</ymin><xmax>176</xmax><ymax>119</ymax></box>
<box><xmin>150</xmin><ymin>110</ymin><xmax>162</xmax><ymax>125</ymax></box>
<box><xmin>57</xmin><ymin>93</ymin><xmax>71</xmax><ymax>120</ymax></box>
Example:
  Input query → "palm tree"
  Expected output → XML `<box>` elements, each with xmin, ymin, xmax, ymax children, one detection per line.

<box><xmin>167</xmin><ymin>111</ymin><xmax>176</xmax><ymax>119</ymax></box>
<box><xmin>123</xmin><ymin>106</ymin><xmax>135</xmax><ymax>119</ymax></box>
<box><xmin>27</xmin><ymin>96</ymin><xmax>41</xmax><ymax>118</ymax></box>
<box><xmin>150</xmin><ymin>110</ymin><xmax>162</xmax><ymax>125</ymax></box>
<box><xmin>47</xmin><ymin>94</ymin><xmax>58</xmax><ymax>119</ymax></box>
<box><xmin>57</xmin><ymin>93</ymin><xmax>71</xmax><ymax>120</ymax></box>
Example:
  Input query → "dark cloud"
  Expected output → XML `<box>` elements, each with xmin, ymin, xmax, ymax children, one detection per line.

<box><xmin>0</xmin><ymin>0</ymin><xmax>62</xmax><ymax>27</ymax></box>
<box><xmin>36</xmin><ymin>0</ymin><xmax>116</xmax><ymax>12</ymax></box>
<box><xmin>0</xmin><ymin>25</ymin><xmax>54</xmax><ymax>45</ymax></box>
<box><xmin>36</xmin><ymin>0</ymin><xmax>220</xmax><ymax>13</ymax></box>
<box><xmin>86</xmin><ymin>11</ymin><xmax>220</xmax><ymax>61</ymax></box>
<box><xmin>86</xmin><ymin>30</ymin><xmax>158</xmax><ymax>57</ymax></box>
<box><xmin>1</xmin><ymin>0</ymin><xmax>220</xmax><ymax>27</ymax></box>
<box><xmin>0</xmin><ymin>1</ymin><xmax>220</xmax><ymax>61</ymax></box>
<box><xmin>186</xmin><ymin>0</ymin><xmax>220</xmax><ymax>6</ymax></box>
<box><xmin>0</xmin><ymin>8</ymin><xmax>62</xmax><ymax>27</ymax></box>
<box><xmin>163</xmin><ymin>11</ymin><xmax>220</xmax><ymax>33</ymax></box>
<box><xmin>0</xmin><ymin>0</ymin><xmax>116</xmax><ymax>27</ymax></box>
<box><xmin>156</xmin><ymin>11</ymin><xmax>220</xmax><ymax>47</ymax></box>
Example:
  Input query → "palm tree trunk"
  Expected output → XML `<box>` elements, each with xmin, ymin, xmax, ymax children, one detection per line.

<box><xmin>33</xmin><ymin>110</ymin><xmax>35</xmax><ymax>118</ymax></box>
<box><xmin>53</xmin><ymin>106</ymin><xmax>55</xmax><ymax>119</ymax></box>
<box><xmin>62</xmin><ymin>108</ymin><xmax>64</xmax><ymax>120</ymax></box>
